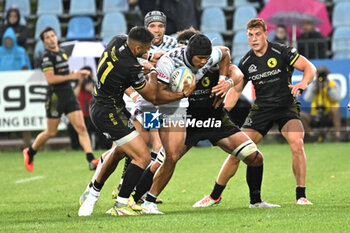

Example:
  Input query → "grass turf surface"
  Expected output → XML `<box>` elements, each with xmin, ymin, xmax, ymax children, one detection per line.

<box><xmin>1</xmin><ymin>143</ymin><xmax>350</xmax><ymax>233</ymax></box>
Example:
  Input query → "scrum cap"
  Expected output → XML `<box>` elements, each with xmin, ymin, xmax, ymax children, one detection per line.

<box><xmin>186</xmin><ymin>34</ymin><xmax>212</xmax><ymax>64</ymax></box>
<box><xmin>144</xmin><ymin>11</ymin><xmax>166</xmax><ymax>27</ymax></box>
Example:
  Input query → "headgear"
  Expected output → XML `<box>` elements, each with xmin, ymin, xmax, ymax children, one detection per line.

<box><xmin>144</xmin><ymin>11</ymin><xmax>166</xmax><ymax>27</ymax></box>
<box><xmin>186</xmin><ymin>34</ymin><xmax>212</xmax><ymax>65</ymax></box>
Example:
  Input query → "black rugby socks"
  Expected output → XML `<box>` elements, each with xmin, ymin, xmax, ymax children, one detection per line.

<box><xmin>118</xmin><ymin>163</ymin><xmax>144</xmax><ymax>199</ymax></box>
<box><xmin>86</xmin><ymin>152</ymin><xmax>95</xmax><ymax>162</ymax></box>
<box><xmin>296</xmin><ymin>187</ymin><xmax>306</xmax><ymax>200</ymax></box>
<box><xmin>133</xmin><ymin>166</ymin><xmax>155</xmax><ymax>202</ymax></box>
<box><xmin>247</xmin><ymin>165</ymin><xmax>263</xmax><ymax>204</ymax></box>
<box><xmin>210</xmin><ymin>182</ymin><xmax>226</xmax><ymax>200</ymax></box>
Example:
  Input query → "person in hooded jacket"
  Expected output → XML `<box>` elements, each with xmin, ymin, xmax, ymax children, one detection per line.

<box><xmin>0</xmin><ymin>7</ymin><xmax>28</xmax><ymax>48</ymax></box>
<box><xmin>0</xmin><ymin>27</ymin><xmax>31</xmax><ymax>71</ymax></box>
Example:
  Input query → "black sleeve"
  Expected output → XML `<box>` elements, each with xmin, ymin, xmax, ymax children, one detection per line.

<box><xmin>281</xmin><ymin>45</ymin><xmax>300</xmax><ymax>67</ymax></box>
<box><xmin>130</xmin><ymin>64</ymin><xmax>146</xmax><ymax>90</ymax></box>
<box><xmin>41</xmin><ymin>52</ymin><xmax>54</xmax><ymax>71</ymax></box>
<box><xmin>238</xmin><ymin>59</ymin><xmax>248</xmax><ymax>81</ymax></box>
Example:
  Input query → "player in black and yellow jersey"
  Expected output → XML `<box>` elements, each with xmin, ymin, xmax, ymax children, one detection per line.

<box><xmin>216</xmin><ymin>18</ymin><xmax>316</xmax><ymax>205</ymax></box>
<box><xmin>78</xmin><ymin>26</ymin><xmax>160</xmax><ymax>216</ymax></box>
<box><xmin>22</xmin><ymin>27</ymin><xmax>99</xmax><ymax>172</ymax></box>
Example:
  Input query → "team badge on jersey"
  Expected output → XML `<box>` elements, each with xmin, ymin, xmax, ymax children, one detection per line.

<box><xmin>201</xmin><ymin>76</ymin><xmax>210</xmax><ymax>87</ymax></box>
<box><xmin>248</xmin><ymin>64</ymin><xmax>258</xmax><ymax>73</ymax></box>
<box><xmin>143</xmin><ymin>110</ymin><xmax>161</xmax><ymax>129</ymax></box>
<box><xmin>267</xmin><ymin>58</ymin><xmax>277</xmax><ymax>68</ymax></box>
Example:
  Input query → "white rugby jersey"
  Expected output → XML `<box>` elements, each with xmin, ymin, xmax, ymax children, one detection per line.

<box><xmin>134</xmin><ymin>35</ymin><xmax>178</xmax><ymax>109</ymax></box>
<box><xmin>157</xmin><ymin>46</ymin><xmax>223</xmax><ymax>108</ymax></box>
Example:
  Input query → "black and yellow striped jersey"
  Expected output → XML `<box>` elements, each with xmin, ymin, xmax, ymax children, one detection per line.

<box><xmin>239</xmin><ymin>41</ymin><xmax>300</xmax><ymax>107</ymax></box>
<box><xmin>94</xmin><ymin>35</ymin><xmax>146</xmax><ymax>108</ymax></box>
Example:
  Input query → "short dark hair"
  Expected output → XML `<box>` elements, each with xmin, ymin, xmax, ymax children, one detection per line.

<box><xmin>128</xmin><ymin>26</ymin><xmax>154</xmax><ymax>44</ymax></box>
<box><xmin>176</xmin><ymin>27</ymin><xmax>200</xmax><ymax>45</ymax></box>
<box><xmin>40</xmin><ymin>26</ymin><xmax>56</xmax><ymax>41</ymax></box>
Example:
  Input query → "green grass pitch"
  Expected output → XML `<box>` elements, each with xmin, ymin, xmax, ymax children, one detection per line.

<box><xmin>1</xmin><ymin>143</ymin><xmax>349</xmax><ymax>233</ymax></box>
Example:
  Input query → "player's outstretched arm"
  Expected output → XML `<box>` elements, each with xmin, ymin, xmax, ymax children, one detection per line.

<box><xmin>153</xmin><ymin>75</ymin><xmax>196</xmax><ymax>105</ymax></box>
<box><xmin>288</xmin><ymin>55</ymin><xmax>316</xmax><ymax>97</ymax></box>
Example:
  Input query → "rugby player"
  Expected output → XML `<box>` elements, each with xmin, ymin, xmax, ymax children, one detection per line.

<box><xmin>198</xmin><ymin>18</ymin><xmax>316</xmax><ymax>206</ymax></box>
<box><xmin>79</xmin><ymin>26</ymin><xmax>158</xmax><ymax>216</ymax></box>
<box><xmin>113</xmin><ymin>11</ymin><xmax>178</xmax><ymax>200</ymax></box>
<box><xmin>22</xmin><ymin>27</ymin><xmax>99</xmax><ymax>172</ymax></box>
<box><xmin>141</xmin><ymin>34</ymin><xmax>234</xmax><ymax>214</ymax></box>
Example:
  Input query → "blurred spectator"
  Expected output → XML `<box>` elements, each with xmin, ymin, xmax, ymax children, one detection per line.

<box><xmin>0</xmin><ymin>7</ymin><xmax>28</xmax><ymax>48</ymax></box>
<box><xmin>158</xmin><ymin>0</ymin><xmax>199</xmax><ymax>35</ymax></box>
<box><xmin>300</xmin><ymin>66</ymin><xmax>342</xmax><ymax>141</ymax></box>
<box><xmin>272</xmin><ymin>24</ymin><xmax>289</xmax><ymax>46</ymax></box>
<box><xmin>130</xmin><ymin>0</ymin><xmax>156</xmax><ymax>17</ymax></box>
<box><xmin>67</xmin><ymin>67</ymin><xmax>112</xmax><ymax>150</ymax></box>
<box><xmin>0</xmin><ymin>27</ymin><xmax>31</xmax><ymax>71</ymax></box>
<box><xmin>297</xmin><ymin>20</ymin><xmax>327</xmax><ymax>59</ymax></box>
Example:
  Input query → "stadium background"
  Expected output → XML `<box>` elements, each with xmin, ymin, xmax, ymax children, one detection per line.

<box><xmin>0</xmin><ymin>1</ymin><xmax>349</xmax><ymax>232</ymax></box>
<box><xmin>0</xmin><ymin>0</ymin><xmax>349</xmax><ymax>145</ymax></box>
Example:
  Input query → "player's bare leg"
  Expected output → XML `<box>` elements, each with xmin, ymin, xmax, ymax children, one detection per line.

<box><xmin>31</xmin><ymin>118</ymin><xmax>60</xmax><ymax>150</ymax></box>
<box><xmin>112</xmin><ymin>119</ymin><xmax>150</xmax><ymax>198</ymax></box>
<box><xmin>150</xmin><ymin>128</ymin><xmax>162</xmax><ymax>158</ymax></box>
<box><xmin>149</xmin><ymin>126</ymin><xmax>186</xmax><ymax>196</ymax></box>
<box><xmin>142</xmin><ymin>125</ymin><xmax>187</xmax><ymax>214</ymax></box>
<box><xmin>79</xmin><ymin>134</ymin><xmax>152</xmax><ymax>216</ymax></box>
<box><xmin>132</xmin><ymin>147</ymin><xmax>165</xmax><ymax>203</ymax></box>
<box><xmin>281</xmin><ymin>119</ymin><xmax>312</xmax><ymax>204</ymax></box>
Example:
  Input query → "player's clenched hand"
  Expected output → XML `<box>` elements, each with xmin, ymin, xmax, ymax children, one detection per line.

<box><xmin>289</xmin><ymin>81</ymin><xmax>308</xmax><ymax>97</ymax></box>
<box><xmin>211</xmin><ymin>79</ymin><xmax>232</xmax><ymax>98</ymax></box>
<box><xmin>183</xmin><ymin>74</ymin><xmax>196</xmax><ymax>97</ymax></box>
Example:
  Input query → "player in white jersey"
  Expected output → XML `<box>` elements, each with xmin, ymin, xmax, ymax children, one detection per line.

<box><xmin>133</xmin><ymin>11</ymin><xmax>178</xmax><ymax>156</ymax></box>
<box><xmin>113</xmin><ymin>11</ymin><xmax>178</xmax><ymax>200</ymax></box>
<box><xmin>141</xmin><ymin>34</ymin><xmax>232</xmax><ymax>214</ymax></box>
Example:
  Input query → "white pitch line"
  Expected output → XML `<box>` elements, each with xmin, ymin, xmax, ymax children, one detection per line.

<box><xmin>15</xmin><ymin>176</ymin><xmax>44</xmax><ymax>184</ymax></box>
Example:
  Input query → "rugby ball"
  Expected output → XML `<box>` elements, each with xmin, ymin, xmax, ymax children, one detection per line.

<box><xmin>169</xmin><ymin>66</ymin><xmax>193</xmax><ymax>92</ymax></box>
